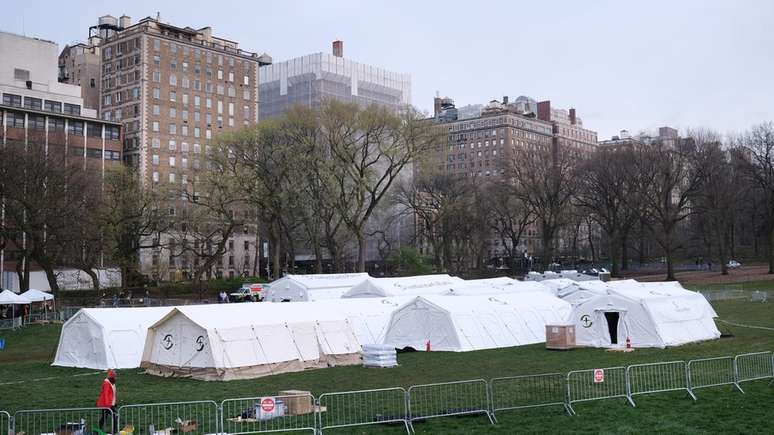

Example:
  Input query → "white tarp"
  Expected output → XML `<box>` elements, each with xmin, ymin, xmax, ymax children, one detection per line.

<box><xmin>53</xmin><ymin>307</ymin><xmax>172</xmax><ymax>369</ymax></box>
<box><xmin>570</xmin><ymin>281</ymin><xmax>720</xmax><ymax>348</ymax></box>
<box><xmin>441</xmin><ymin>278</ymin><xmax>553</xmax><ymax>296</ymax></box>
<box><xmin>141</xmin><ymin>303</ymin><xmax>362</xmax><ymax>380</ymax></box>
<box><xmin>264</xmin><ymin>273</ymin><xmax>370</xmax><ymax>301</ymax></box>
<box><xmin>342</xmin><ymin>274</ymin><xmax>465</xmax><ymax>298</ymax></box>
<box><xmin>382</xmin><ymin>293</ymin><xmax>572</xmax><ymax>352</ymax></box>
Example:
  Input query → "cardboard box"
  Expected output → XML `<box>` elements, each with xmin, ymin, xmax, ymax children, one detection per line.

<box><xmin>279</xmin><ymin>390</ymin><xmax>314</xmax><ymax>415</ymax></box>
<box><xmin>546</xmin><ymin>324</ymin><xmax>575</xmax><ymax>350</ymax></box>
<box><xmin>177</xmin><ymin>420</ymin><xmax>198</xmax><ymax>433</ymax></box>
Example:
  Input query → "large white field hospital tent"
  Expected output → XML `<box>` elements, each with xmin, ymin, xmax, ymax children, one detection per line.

<box><xmin>53</xmin><ymin>307</ymin><xmax>172</xmax><ymax>369</ymax></box>
<box><xmin>570</xmin><ymin>282</ymin><xmax>720</xmax><ymax>348</ymax></box>
<box><xmin>264</xmin><ymin>273</ymin><xmax>370</xmax><ymax>301</ymax></box>
<box><xmin>342</xmin><ymin>274</ymin><xmax>465</xmax><ymax>298</ymax></box>
<box><xmin>141</xmin><ymin>303</ymin><xmax>362</xmax><ymax>380</ymax></box>
<box><xmin>441</xmin><ymin>278</ymin><xmax>553</xmax><ymax>296</ymax></box>
<box><xmin>382</xmin><ymin>293</ymin><xmax>572</xmax><ymax>352</ymax></box>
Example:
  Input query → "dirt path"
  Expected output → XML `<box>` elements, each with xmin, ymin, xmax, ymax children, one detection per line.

<box><xmin>624</xmin><ymin>263</ymin><xmax>774</xmax><ymax>285</ymax></box>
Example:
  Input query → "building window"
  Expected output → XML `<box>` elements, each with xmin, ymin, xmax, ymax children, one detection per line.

<box><xmin>169</xmin><ymin>139</ymin><xmax>177</xmax><ymax>151</ymax></box>
<box><xmin>181</xmin><ymin>125</ymin><xmax>188</xmax><ymax>136</ymax></box>
<box><xmin>152</xmin><ymin>154</ymin><xmax>160</xmax><ymax>165</ymax></box>
<box><xmin>87</xmin><ymin>123</ymin><xmax>102</xmax><ymax>138</ymax></box>
<box><xmin>182</xmin><ymin>157</ymin><xmax>188</xmax><ymax>169</ymax></box>
<box><xmin>68</xmin><ymin>120</ymin><xmax>84</xmax><ymax>135</ymax></box>
<box><xmin>153</xmin><ymin>70</ymin><xmax>160</xmax><ymax>82</ymax></box>
<box><xmin>153</xmin><ymin>88</ymin><xmax>160</xmax><ymax>99</ymax></box>
<box><xmin>28</xmin><ymin>115</ymin><xmax>45</xmax><ymax>130</ymax></box>
<box><xmin>169</xmin><ymin>156</ymin><xmax>176</xmax><ymax>167</ymax></box>
<box><xmin>152</xmin><ymin>171</ymin><xmax>159</xmax><ymax>183</ymax></box>
<box><xmin>169</xmin><ymin>123</ymin><xmax>177</xmax><ymax>135</ymax></box>
<box><xmin>152</xmin><ymin>121</ymin><xmax>159</xmax><ymax>132</ymax></box>
<box><xmin>153</xmin><ymin>104</ymin><xmax>160</xmax><ymax>115</ymax></box>
<box><xmin>181</xmin><ymin>142</ymin><xmax>189</xmax><ymax>152</ymax></box>
<box><xmin>170</xmin><ymin>91</ymin><xmax>176</xmax><ymax>102</ymax></box>
<box><xmin>63</xmin><ymin>103</ymin><xmax>81</xmax><ymax>115</ymax></box>
<box><xmin>23</xmin><ymin>97</ymin><xmax>42</xmax><ymax>110</ymax></box>
<box><xmin>44</xmin><ymin>100</ymin><xmax>62</xmax><ymax>112</ymax></box>
<box><xmin>169</xmin><ymin>173</ymin><xmax>176</xmax><ymax>183</ymax></box>
<box><xmin>3</xmin><ymin>93</ymin><xmax>22</xmax><ymax>107</ymax></box>
<box><xmin>169</xmin><ymin>107</ymin><xmax>177</xmax><ymax>118</ymax></box>
<box><xmin>153</xmin><ymin>38</ymin><xmax>160</xmax><ymax>51</ymax></box>
<box><xmin>169</xmin><ymin>74</ymin><xmax>177</xmax><ymax>86</ymax></box>
<box><xmin>193</xmin><ymin>143</ymin><xmax>201</xmax><ymax>154</ymax></box>
<box><xmin>106</xmin><ymin>125</ymin><xmax>120</xmax><ymax>140</ymax></box>
<box><xmin>152</xmin><ymin>137</ymin><xmax>161</xmax><ymax>148</ymax></box>
<box><xmin>48</xmin><ymin>117</ymin><xmax>65</xmax><ymax>132</ymax></box>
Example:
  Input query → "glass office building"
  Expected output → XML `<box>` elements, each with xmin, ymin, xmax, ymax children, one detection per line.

<box><xmin>259</xmin><ymin>51</ymin><xmax>411</xmax><ymax>119</ymax></box>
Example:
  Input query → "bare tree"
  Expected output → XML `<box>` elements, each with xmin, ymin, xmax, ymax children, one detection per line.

<box><xmin>738</xmin><ymin>122</ymin><xmax>774</xmax><ymax>273</ymax></box>
<box><xmin>320</xmin><ymin>100</ymin><xmax>439</xmax><ymax>272</ymax></box>
<box><xmin>508</xmin><ymin>144</ymin><xmax>578</xmax><ymax>269</ymax></box>
<box><xmin>575</xmin><ymin>146</ymin><xmax>640</xmax><ymax>276</ymax></box>
<box><xmin>481</xmin><ymin>180</ymin><xmax>535</xmax><ymax>267</ymax></box>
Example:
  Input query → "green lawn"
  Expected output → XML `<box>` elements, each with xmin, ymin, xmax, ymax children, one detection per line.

<box><xmin>684</xmin><ymin>279</ymin><xmax>774</xmax><ymax>291</ymax></box>
<box><xmin>0</xmin><ymin>299</ymin><xmax>773</xmax><ymax>434</ymax></box>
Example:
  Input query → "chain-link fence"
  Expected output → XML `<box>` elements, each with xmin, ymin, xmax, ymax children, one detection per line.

<box><xmin>318</xmin><ymin>387</ymin><xmax>409</xmax><ymax>434</ymax></box>
<box><xmin>117</xmin><ymin>401</ymin><xmax>219</xmax><ymax>435</ymax></box>
<box><xmin>687</xmin><ymin>356</ymin><xmax>742</xmax><ymax>394</ymax></box>
<box><xmin>13</xmin><ymin>407</ymin><xmax>114</xmax><ymax>435</ymax></box>
<box><xmin>490</xmin><ymin>373</ymin><xmax>570</xmax><ymax>418</ymax></box>
<box><xmin>221</xmin><ymin>393</ymin><xmax>317</xmax><ymax>434</ymax></box>
<box><xmin>407</xmin><ymin>379</ymin><xmax>494</xmax><ymax>426</ymax></box>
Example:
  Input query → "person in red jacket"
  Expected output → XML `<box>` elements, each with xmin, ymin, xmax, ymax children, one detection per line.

<box><xmin>96</xmin><ymin>369</ymin><xmax>117</xmax><ymax>431</ymax></box>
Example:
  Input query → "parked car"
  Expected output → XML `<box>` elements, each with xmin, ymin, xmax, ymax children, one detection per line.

<box><xmin>727</xmin><ymin>260</ymin><xmax>741</xmax><ymax>269</ymax></box>
<box><xmin>229</xmin><ymin>283</ymin><xmax>264</xmax><ymax>302</ymax></box>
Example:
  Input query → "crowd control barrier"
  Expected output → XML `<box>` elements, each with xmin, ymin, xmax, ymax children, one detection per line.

<box><xmin>687</xmin><ymin>356</ymin><xmax>743</xmax><ymax>394</ymax></box>
<box><xmin>566</xmin><ymin>366</ymin><xmax>633</xmax><ymax>414</ymax></box>
<box><xmin>118</xmin><ymin>400</ymin><xmax>219</xmax><ymax>435</ymax></box>
<box><xmin>626</xmin><ymin>361</ymin><xmax>696</xmax><ymax>404</ymax></box>
<box><xmin>318</xmin><ymin>387</ymin><xmax>410</xmax><ymax>434</ymax></box>
<box><xmin>13</xmin><ymin>407</ymin><xmax>114</xmax><ymax>435</ymax></box>
<box><xmin>221</xmin><ymin>393</ymin><xmax>317</xmax><ymax>434</ymax></box>
<box><xmin>490</xmin><ymin>373</ymin><xmax>571</xmax><ymax>418</ymax></box>
<box><xmin>407</xmin><ymin>379</ymin><xmax>494</xmax><ymax>426</ymax></box>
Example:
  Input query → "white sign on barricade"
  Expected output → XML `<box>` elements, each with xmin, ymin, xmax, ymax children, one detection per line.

<box><xmin>221</xmin><ymin>394</ymin><xmax>316</xmax><ymax>434</ymax></box>
<box><xmin>408</xmin><ymin>379</ymin><xmax>494</xmax><ymax>427</ymax></box>
<box><xmin>625</xmin><ymin>361</ymin><xmax>696</xmax><ymax>405</ymax></box>
<box><xmin>318</xmin><ymin>387</ymin><xmax>410</xmax><ymax>434</ymax></box>
<box><xmin>118</xmin><ymin>400</ymin><xmax>219</xmax><ymax>435</ymax></box>
<box><xmin>566</xmin><ymin>366</ymin><xmax>633</xmax><ymax>415</ymax></box>
<box><xmin>687</xmin><ymin>356</ymin><xmax>743</xmax><ymax>395</ymax></box>
<box><xmin>489</xmin><ymin>373</ymin><xmax>571</xmax><ymax>418</ymax></box>
<box><xmin>14</xmin><ymin>407</ymin><xmax>114</xmax><ymax>435</ymax></box>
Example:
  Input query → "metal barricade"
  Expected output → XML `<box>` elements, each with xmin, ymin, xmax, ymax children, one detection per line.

<box><xmin>734</xmin><ymin>351</ymin><xmax>773</xmax><ymax>386</ymax></box>
<box><xmin>490</xmin><ymin>373</ymin><xmax>571</xmax><ymax>418</ymax></box>
<box><xmin>407</xmin><ymin>379</ymin><xmax>494</xmax><ymax>427</ymax></box>
<box><xmin>626</xmin><ymin>361</ymin><xmax>695</xmax><ymax>404</ymax></box>
<box><xmin>14</xmin><ymin>407</ymin><xmax>114</xmax><ymax>435</ymax></box>
<box><xmin>221</xmin><ymin>393</ymin><xmax>317</xmax><ymax>434</ymax></box>
<box><xmin>0</xmin><ymin>411</ymin><xmax>10</xmax><ymax>435</ymax></box>
<box><xmin>318</xmin><ymin>387</ymin><xmax>409</xmax><ymax>434</ymax></box>
<box><xmin>118</xmin><ymin>400</ymin><xmax>219</xmax><ymax>435</ymax></box>
<box><xmin>566</xmin><ymin>366</ymin><xmax>633</xmax><ymax>415</ymax></box>
<box><xmin>687</xmin><ymin>356</ymin><xmax>743</xmax><ymax>394</ymax></box>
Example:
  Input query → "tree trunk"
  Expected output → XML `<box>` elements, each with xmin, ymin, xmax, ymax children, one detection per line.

<box><xmin>314</xmin><ymin>244</ymin><xmax>323</xmax><ymax>274</ymax></box>
<box><xmin>43</xmin><ymin>266</ymin><xmax>60</xmax><ymax>296</ymax></box>
<box><xmin>769</xmin><ymin>225</ymin><xmax>774</xmax><ymax>274</ymax></box>
<box><xmin>356</xmin><ymin>230</ymin><xmax>367</xmax><ymax>273</ymax></box>
<box><xmin>16</xmin><ymin>258</ymin><xmax>30</xmax><ymax>292</ymax></box>
<box><xmin>84</xmin><ymin>268</ymin><xmax>100</xmax><ymax>290</ymax></box>
<box><xmin>664</xmin><ymin>237</ymin><xmax>676</xmax><ymax>281</ymax></box>
<box><xmin>608</xmin><ymin>234</ymin><xmax>621</xmax><ymax>278</ymax></box>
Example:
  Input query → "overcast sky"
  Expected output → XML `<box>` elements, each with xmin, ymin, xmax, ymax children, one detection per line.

<box><xmin>2</xmin><ymin>0</ymin><xmax>772</xmax><ymax>139</ymax></box>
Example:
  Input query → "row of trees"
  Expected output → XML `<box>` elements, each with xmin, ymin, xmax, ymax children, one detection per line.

<box><xmin>4</xmin><ymin>99</ymin><xmax>774</xmax><ymax>290</ymax></box>
<box><xmin>399</xmin><ymin>123</ymin><xmax>774</xmax><ymax>280</ymax></box>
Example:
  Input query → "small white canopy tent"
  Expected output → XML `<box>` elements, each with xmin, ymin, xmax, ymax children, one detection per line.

<box><xmin>570</xmin><ymin>283</ymin><xmax>720</xmax><ymax>348</ymax></box>
<box><xmin>141</xmin><ymin>303</ymin><xmax>362</xmax><ymax>380</ymax></box>
<box><xmin>382</xmin><ymin>293</ymin><xmax>572</xmax><ymax>352</ymax></box>
<box><xmin>0</xmin><ymin>289</ymin><xmax>31</xmax><ymax>304</ymax></box>
<box><xmin>342</xmin><ymin>274</ymin><xmax>465</xmax><ymax>298</ymax></box>
<box><xmin>20</xmin><ymin>289</ymin><xmax>54</xmax><ymax>302</ymax></box>
<box><xmin>264</xmin><ymin>273</ymin><xmax>370</xmax><ymax>302</ymax></box>
<box><xmin>53</xmin><ymin>307</ymin><xmax>173</xmax><ymax>369</ymax></box>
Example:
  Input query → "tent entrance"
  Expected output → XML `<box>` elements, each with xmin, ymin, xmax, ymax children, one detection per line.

<box><xmin>603</xmin><ymin>312</ymin><xmax>620</xmax><ymax>345</ymax></box>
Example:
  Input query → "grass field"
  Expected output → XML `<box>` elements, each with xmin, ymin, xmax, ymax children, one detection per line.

<box><xmin>1</xmin><ymin>299</ymin><xmax>773</xmax><ymax>434</ymax></box>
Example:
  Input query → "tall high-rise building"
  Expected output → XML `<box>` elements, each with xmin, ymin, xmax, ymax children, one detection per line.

<box><xmin>1</xmin><ymin>30</ymin><xmax>122</xmax><ymax>289</ymax></box>
<box><xmin>89</xmin><ymin>15</ymin><xmax>271</xmax><ymax>279</ymax></box>
<box><xmin>537</xmin><ymin>100</ymin><xmax>598</xmax><ymax>157</ymax></box>
<box><xmin>258</xmin><ymin>41</ymin><xmax>411</xmax><ymax>119</ymax></box>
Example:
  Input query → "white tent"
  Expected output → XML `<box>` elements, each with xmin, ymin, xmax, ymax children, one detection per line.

<box><xmin>20</xmin><ymin>289</ymin><xmax>54</xmax><ymax>302</ymax></box>
<box><xmin>382</xmin><ymin>293</ymin><xmax>572</xmax><ymax>352</ymax></box>
<box><xmin>342</xmin><ymin>274</ymin><xmax>465</xmax><ymax>298</ymax></box>
<box><xmin>570</xmin><ymin>283</ymin><xmax>720</xmax><ymax>348</ymax></box>
<box><xmin>141</xmin><ymin>303</ymin><xmax>363</xmax><ymax>380</ymax></box>
<box><xmin>53</xmin><ymin>307</ymin><xmax>173</xmax><ymax>369</ymax></box>
<box><xmin>443</xmin><ymin>278</ymin><xmax>553</xmax><ymax>296</ymax></box>
<box><xmin>264</xmin><ymin>273</ymin><xmax>370</xmax><ymax>301</ymax></box>
<box><xmin>0</xmin><ymin>289</ymin><xmax>31</xmax><ymax>304</ymax></box>
<box><xmin>553</xmin><ymin>280</ymin><xmax>612</xmax><ymax>306</ymax></box>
